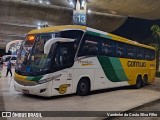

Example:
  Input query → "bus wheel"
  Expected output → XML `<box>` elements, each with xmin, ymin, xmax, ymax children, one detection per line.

<box><xmin>135</xmin><ymin>76</ymin><xmax>142</xmax><ymax>89</ymax></box>
<box><xmin>77</xmin><ymin>78</ymin><xmax>90</xmax><ymax>96</ymax></box>
<box><xmin>143</xmin><ymin>75</ymin><xmax>148</xmax><ymax>86</ymax></box>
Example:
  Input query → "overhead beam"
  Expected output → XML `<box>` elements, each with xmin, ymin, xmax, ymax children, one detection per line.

<box><xmin>0</xmin><ymin>0</ymin><xmax>127</xmax><ymax>48</ymax></box>
<box><xmin>0</xmin><ymin>23</ymin><xmax>34</xmax><ymax>35</ymax></box>
<box><xmin>88</xmin><ymin>0</ymin><xmax>160</xmax><ymax>20</ymax></box>
<box><xmin>0</xmin><ymin>0</ymin><xmax>127</xmax><ymax>32</ymax></box>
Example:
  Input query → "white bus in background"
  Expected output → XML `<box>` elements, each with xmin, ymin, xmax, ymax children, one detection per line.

<box><xmin>6</xmin><ymin>40</ymin><xmax>23</xmax><ymax>55</ymax></box>
<box><xmin>1</xmin><ymin>55</ymin><xmax>17</xmax><ymax>66</ymax></box>
<box><xmin>1</xmin><ymin>40</ymin><xmax>22</xmax><ymax>66</ymax></box>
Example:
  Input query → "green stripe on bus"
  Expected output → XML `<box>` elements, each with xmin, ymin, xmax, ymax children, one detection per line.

<box><xmin>26</xmin><ymin>76</ymin><xmax>34</xmax><ymax>80</ymax></box>
<box><xmin>86</xmin><ymin>30</ymin><xmax>112</xmax><ymax>39</ymax></box>
<box><xmin>98</xmin><ymin>56</ymin><xmax>119</xmax><ymax>82</ymax></box>
<box><xmin>109</xmin><ymin>58</ymin><xmax>128</xmax><ymax>81</ymax></box>
<box><xmin>86</xmin><ymin>31</ymin><xmax>100</xmax><ymax>36</ymax></box>
<box><xmin>26</xmin><ymin>76</ymin><xmax>43</xmax><ymax>82</ymax></box>
<box><xmin>100</xmin><ymin>34</ymin><xmax>112</xmax><ymax>39</ymax></box>
<box><xmin>31</xmin><ymin>76</ymin><xmax>43</xmax><ymax>81</ymax></box>
<box><xmin>98</xmin><ymin>56</ymin><xmax>128</xmax><ymax>82</ymax></box>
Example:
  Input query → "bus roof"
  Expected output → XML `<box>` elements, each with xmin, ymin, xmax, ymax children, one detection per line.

<box><xmin>28</xmin><ymin>25</ymin><xmax>87</xmax><ymax>34</ymax></box>
<box><xmin>28</xmin><ymin>25</ymin><xmax>155</xmax><ymax>50</ymax></box>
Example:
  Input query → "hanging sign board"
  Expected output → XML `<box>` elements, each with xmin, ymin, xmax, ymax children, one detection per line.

<box><xmin>73</xmin><ymin>0</ymin><xmax>87</xmax><ymax>25</ymax></box>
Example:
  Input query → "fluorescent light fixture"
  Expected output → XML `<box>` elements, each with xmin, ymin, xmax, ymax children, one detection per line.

<box><xmin>46</xmin><ymin>1</ymin><xmax>50</xmax><ymax>5</ymax></box>
<box><xmin>82</xmin><ymin>0</ymin><xmax>85</xmax><ymax>7</ymax></box>
<box><xmin>37</xmin><ymin>22</ymin><xmax>41</xmax><ymax>26</ymax></box>
<box><xmin>70</xmin><ymin>2</ymin><xmax>74</xmax><ymax>6</ymax></box>
<box><xmin>37</xmin><ymin>22</ymin><xmax>41</xmax><ymax>29</ymax></box>
<box><xmin>39</xmin><ymin>0</ymin><xmax>42</xmax><ymax>4</ymax></box>
<box><xmin>87</xmin><ymin>10</ymin><xmax>91</xmax><ymax>13</ymax></box>
<box><xmin>37</xmin><ymin>26</ymin><xmax>41</xmax><ymax>29</ymax></box>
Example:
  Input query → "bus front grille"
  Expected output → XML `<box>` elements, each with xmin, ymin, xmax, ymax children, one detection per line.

<box><xmin>15</xmin><ymin>79</ymin><xmax>38</xmax><ymax>86</ymax></box>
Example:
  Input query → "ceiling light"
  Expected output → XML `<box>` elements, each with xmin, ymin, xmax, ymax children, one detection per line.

<box><xmin>46</xmin><ymin>1</ymin><xmax>50</xmax><ymax>5</ymax></box>
<box><xmin>37</xmin><ymin>22</ymin><xmax>41</xmax><ymax>26</ymax></box>
<box><xmin>69</xmin><ymin>1</ymin><xmax>74</xmax><ymax>7</ymax></box>
<box><xmin>87</xmin><ymin>10</ymin><xmax>91</xmax><ymax>13</ymax></box>
<box><xmin>37</xmin><ymin>26</ymin><xmax>41</xmax><ymax>29</ymax></box>
<box><xmin>82</xmin><ymin>0</ymin><xmax>86</xmax><ymax>8</ymax></box>
<box><xmin>37</xmin><ymin>22</ymin><xmax>41</xmax><ymax>29</ymax></box>
<box><xmin>39</xmin><ymin>0</ymin><xmax>42</xmax><ymax>4</ymax></box>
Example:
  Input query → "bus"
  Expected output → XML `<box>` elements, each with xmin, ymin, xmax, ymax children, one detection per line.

<box><xmin>13</xmin><ymin>25</ymin><xmax>156</xmax><ymax>97</ymax></box>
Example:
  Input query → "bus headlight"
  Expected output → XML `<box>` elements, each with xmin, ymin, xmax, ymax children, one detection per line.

<box><xmin>38</xmin><ymin>74</ymin><xmax>61</xmax><ymax>84</ymax></box>
<box><xmin>38</xmin><ymin>77</ymin><xmax>53</xmax><ymax>84</ymax></box>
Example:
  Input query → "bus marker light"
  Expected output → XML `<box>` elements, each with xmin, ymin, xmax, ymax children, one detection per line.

<box><xmin>27</xmin><ymin>35</ymin><xmax>35</xmax><ymax>41</ymax></box>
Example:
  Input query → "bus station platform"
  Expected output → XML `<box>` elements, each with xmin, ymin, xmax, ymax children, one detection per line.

<box><xmin>1</xmin><ymin>68</ymin><xmax>160</xmax><ymax>120</ymax></box>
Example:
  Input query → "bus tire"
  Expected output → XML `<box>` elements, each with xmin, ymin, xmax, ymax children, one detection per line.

<box><xmin>135</xmin><ymin>75</ymin><xmax>142</xmax><ymax>89</ymax></box>
<box><xmin>77</xmin><ymin>78</ymin><xmax>90</xmax><ymax>96</ymax></box>
<box><xmin>143</xmin><ymin>75</ymin><xmax>148</xmax><ymax>86</ymax></box>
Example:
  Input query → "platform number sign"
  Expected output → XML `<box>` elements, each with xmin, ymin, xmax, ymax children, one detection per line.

<box><xmin>73</xmin><ymin>13</ymin><xmax>86</xmax><ymax>25</ymax></box>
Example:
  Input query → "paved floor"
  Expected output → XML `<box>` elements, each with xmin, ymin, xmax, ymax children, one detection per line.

<box><xmin>1</xmin><ymin>68</ymin><xmax>160</xmax><ymax>120</ymax></box>
<box><xmin>106</xmin><ymin>99</ymin><xmax>160</xmax><ymax>120</ymax></box>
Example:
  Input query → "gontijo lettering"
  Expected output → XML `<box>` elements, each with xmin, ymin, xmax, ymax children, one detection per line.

<box><xmin>127</xmin><ymin>61</ymin><xmax>146</xmax><ymax>67</ymax></box>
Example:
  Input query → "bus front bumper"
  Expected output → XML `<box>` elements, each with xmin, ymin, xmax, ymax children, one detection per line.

<box><xmin>13</xmin><ymin>80</ymin><xmax>52</xmax><ymax>97</ymax></box>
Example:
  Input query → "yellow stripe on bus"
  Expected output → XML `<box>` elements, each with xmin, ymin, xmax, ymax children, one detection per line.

<box><xmin>28</xmin><ymin>25</ymin><xmax>87</xmax><ymax>34</ymax></box>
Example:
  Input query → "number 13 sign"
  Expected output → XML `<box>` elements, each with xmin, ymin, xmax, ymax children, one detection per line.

<box><xmin>73</xmin><ymin>13</ymin><xmax>86</xmax><ymax>25</ymax></box>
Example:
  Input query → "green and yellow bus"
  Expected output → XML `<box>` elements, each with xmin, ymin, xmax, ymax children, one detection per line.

<box><xmin>14</xmin><ymin>25</ymin><xmax>156</xmax><ymax>96</ymax></box>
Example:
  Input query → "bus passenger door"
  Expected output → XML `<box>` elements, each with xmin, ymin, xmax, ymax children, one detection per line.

<box><xmin>51</xmin><ymin>41</ymin><xmax>74</xmax><ymax>95</ymax></box>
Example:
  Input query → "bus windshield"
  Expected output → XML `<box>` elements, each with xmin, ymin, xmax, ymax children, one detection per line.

<box><xmin>16</xmin><ymin>34</ymin><xmax>52</xmax><ymax>75</ymax></box>
<box><xmin>16</xmin><ymin>30</ymin><xmax>84</xmax><ymax>76</ymax></box>
<box><xmin>30</xmin><ymin>35</ymin><xmax>53</xmax><ymax>72</ymax></box>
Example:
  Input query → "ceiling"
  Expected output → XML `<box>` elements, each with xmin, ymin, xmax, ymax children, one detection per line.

<box><xmin>0</xmin><ymin>0</ymin><xmax>160</xmax><ymax>49</ymax></box>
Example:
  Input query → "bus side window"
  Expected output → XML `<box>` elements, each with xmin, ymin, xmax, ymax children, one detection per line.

<box><xmin>144</xmin><ymin>49</ymin><xmax>150</xmax><ymax>60</ymax></box>
<box><xmin>116</xmin><ymin>42</ymin><xmax>125</xmax><ymax>58</ymax></box>
<box><xmin>57</xmin><ymin>48</ymin><xmax>69</xmax><ymax>66</ymax></box>
<box><xmin>137</xmin><ymin>48</ymin><xmax>144</xmax><ymax>60</ymax></box>
<box><xmin>78</xmin><ymin>34</ymin><xmax>100</xmax><ymax>57</ymax></box>
<box><xmin>101</xmin><ymin>39</ymin><xmax>113</xmax><ymax>57</ymax></box>
<box><xmin>53</xmin><ymin>43</ymin><xmax>74</xmax><ymax>68</ymax></box>
<box><xmin>150</xmin><ymin>50</ymin><xmax>155</xmax><ymax>61</ymax></box>
<box><xmin>59</xmin><ymin>30</ymin><xmax>84</xmax><ymax>51</ymax></box>
<box><xmin>126</xmin><ymin>45</ymin><xmax>136</xmax><ymax>59</ymax></box>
